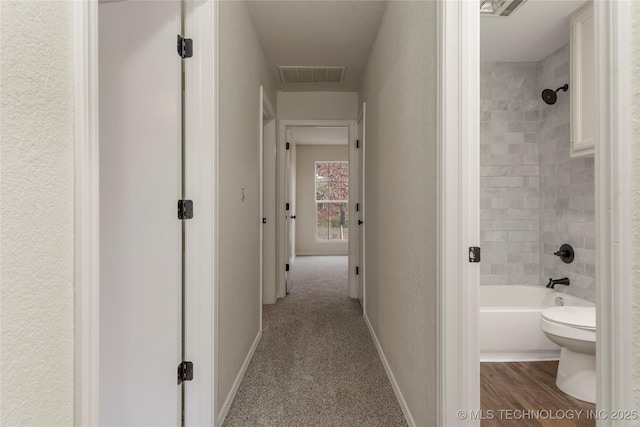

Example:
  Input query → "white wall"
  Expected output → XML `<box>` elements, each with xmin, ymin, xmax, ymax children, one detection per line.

<box><xmin>277</xmin><ymin>92</ymin><xmax>358</xmax><ymax>120</ymax></box>
<box><xmin>0</xmin><ymin>2</ymin><xmax>75</xmax><ymax>425</ymax></box>
<box><xmin>631</xmin><ymin>0</ymin><xmax>640</xmax><ymax>413</ymax></box>
<box><xmin>358</xmin><ymin>2</ymin><xmax>438</xmax><ymax>425</ymax></box>
<box><xmin>218</xmin><ymin>0</ymin><xmax>277</xmax><ymax>418</ymax></box>
<box><xmin>295</xmin><ymin>145</ymin><xmax>349</xmax><ymax>256</ymax></box>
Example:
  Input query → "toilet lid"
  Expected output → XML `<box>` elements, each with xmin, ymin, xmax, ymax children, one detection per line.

<box><xmin>541</xmin><ymin>306</ymin><xmax>596</xmax><ymax>330</ymax></box>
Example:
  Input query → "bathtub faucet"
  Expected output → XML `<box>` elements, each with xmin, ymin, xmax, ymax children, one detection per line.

<box><xmin>546</xmin><ymin>277</ymin><xmax>570</xmax><ymax>289</ymax></box>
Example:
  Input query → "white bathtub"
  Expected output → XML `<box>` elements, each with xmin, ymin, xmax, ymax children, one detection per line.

<box><xmin>479</xmin><ymin>285</ymin><xmax>594</xmax><ymax>362</ymax></box>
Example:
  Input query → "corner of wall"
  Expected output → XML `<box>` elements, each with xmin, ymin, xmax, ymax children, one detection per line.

<box><xmin>356</xmin><ymin>2</ymin><xmax>438</xmax><ymax>425</ymax></box>
<box><xmin>217</xmin><ymin>0</ymin><xmax>275</xmax><ymax>415</ymax></box>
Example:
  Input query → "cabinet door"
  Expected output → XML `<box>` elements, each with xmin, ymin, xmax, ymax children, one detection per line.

<box><xmin>570</xmin><ymin>2</ymin><xmax>595</xmax><ymax>157</ymax></box>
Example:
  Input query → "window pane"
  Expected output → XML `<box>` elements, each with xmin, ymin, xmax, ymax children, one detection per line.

<box><xmin>315</xmin><ymin>162</ymin><xmax>349</xmax><ymax>201</ymax></box>
<box><xmin>316</xmin><ymin>202</ymin><xmax>348</xmax><ymax>241</ymax></box>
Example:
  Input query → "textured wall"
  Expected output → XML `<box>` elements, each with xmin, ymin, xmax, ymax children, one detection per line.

<box><xmin>538</xmin><ymin>44</ymin><xmax>595</xmax><ymax>302</ymax></box>
<box><xmin>277</xmin><ymin>92</ymin><xmax>358</xmax><ymax>120</ymax></box>
<box><xmin>480</xmin><ymin>62</ymin><xmax>541</xmax><ymax>286</ymax></box>
<box><xmin>218</xmin><ymin>0</ymin><xmax>277</xmax><ymax>417</ymax></box>
<box><xmin>295</xmin><ymin>145</ymin><xmax>349</xmax><ymax>256</ymax></box>
<box><xmin>479</xmin><ymin>44</ymin><xmax>596</xmax><ymax>303</ymax></box>
<box><xmin>631</xmin><ymin>0</ymin><xmax>640</xmax><ymax>414</ymax></box>
<box><xmin>0</xmin><ymin>1</ymin><xmax>75</xmax><ymax>425</ymax></box>
<box><xmin>358</xmin><ymin>1</ymin><xmax>437</xmax><ymax>425</ymax></box>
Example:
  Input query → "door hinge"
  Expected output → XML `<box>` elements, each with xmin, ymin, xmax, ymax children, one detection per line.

<box><xmin>285</xmin><ymin>263</ymin><xmax>290</xmax><ymax>272</ymax></box>
<box><xmin>286</xmin><ymin>203</ymin><xmax>290</xmax><ymax>211</ymax></box>
<box><xmin>177</xmin><ymin>361</ymin><xmax>193</xmax><ymax>384</ymax></box>
<box><xmin>356</xmin><ymin>266</ymin><xmax>359</xmax><ymax>275</ymax></box>
<box><xmin>356</xmin><ymin>139</ymin><xmax>360</xmax><ymax>148</ymax></box>
<box><xmin>262</xmin><ymin>218</ymin><xmax>267</xmax><ymax>224</ymax></box>
<box><xmin>469</xmin><ymin>247</ymin><xmax>481</xmax><ymax>263</ymax></box>
<box><xmin>358</xmin><ymin>220</ymin><xmax>363</xmax><ymax>225</ymax></box>
<box><xmin>356</xmin><ymin>203</ymin><xmax>360</xmax><ymax>212</ymax></box>
<box><xmin>177</xmin><ymin>35</ymin><xmax>193</xmax><ymax>58</ymax></box>
<box><xmin>178</xmin><ymin>200</ymin><xmax>193</xmax><ymax>220</ymax></box>
<box><xmin>286</xmin><ymin>142</ymin><xmax>290</xmax><ymax>150</ymax></box>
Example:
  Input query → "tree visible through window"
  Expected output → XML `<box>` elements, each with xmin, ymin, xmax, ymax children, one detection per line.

<box><xmin>315</xmin><ymin>161</ymin><xmax>349</xmax><ymax>241</ymax></box>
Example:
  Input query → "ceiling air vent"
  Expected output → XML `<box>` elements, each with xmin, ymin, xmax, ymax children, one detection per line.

<box><xmin>279</xmin><ymin>66</ymin><xmax>345</xmax><ymax>84</ymax></box>
<box><xmin>480</xmin><ymin>0</ymin><xmax>527</xmax><ymax>16</ymax></box>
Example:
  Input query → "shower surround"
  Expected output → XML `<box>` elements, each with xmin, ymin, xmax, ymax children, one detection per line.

<box><xmin>480</xmin><ymin>43</ymin><xmax>596</xmax><ymax>303</ymax></box>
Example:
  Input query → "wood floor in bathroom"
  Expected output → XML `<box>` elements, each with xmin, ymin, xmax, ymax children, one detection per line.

<box><xmin>481</xmin><ymin>362</ymin><xmax>595</xmax><ymax>427</ymax></box>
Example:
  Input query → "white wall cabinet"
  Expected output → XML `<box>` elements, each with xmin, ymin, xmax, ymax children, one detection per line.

<box><xmin>570</xmin><ymin>2</ymin><xmax>595</xmax><ymax>157</ymax></box>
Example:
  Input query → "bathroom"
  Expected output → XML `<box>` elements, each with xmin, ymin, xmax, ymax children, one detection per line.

<box><xmin>478</xmin><ymin>0</ymin><xmax>596</xmax><ymax>420</ymax></box>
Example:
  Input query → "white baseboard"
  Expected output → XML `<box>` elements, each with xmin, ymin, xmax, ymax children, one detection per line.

<box><xmin>295</xmin><ymin>253</ymin><xmax>349</xmax><ymax>257</ymax></box>
<box><xmin>218</xmin><ymin>330</ymin><xmax>262</xmax><ymax>425</ymax></box>
<box><xmin>480</xmin><ymin>352</ymin><xmax>560</xmax><ymax>363</ymax></box>
<box><xmin>363</xmin><ymin>314</ymin><xmax>416</xmax><ymax>427</ymax></box>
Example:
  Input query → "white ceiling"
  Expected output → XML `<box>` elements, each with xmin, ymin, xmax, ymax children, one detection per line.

<box><xmin>290</xmin><ymin>127</ymin><xmax>348</xmax><ymax>145</ymax></box>
<box><xmin>246</xmin><ymin>0</ymin><xmax>586</xmax><ymax>90</ymax></box>
<box><xmin>246</xmin><ymin>1</ymin><xmax>387</xmax><ymax>92</ymax></box>
<box><xmin>481</xmin><ymin>0</ymin><xmax>587</xmax><ymax>62</ymax></box>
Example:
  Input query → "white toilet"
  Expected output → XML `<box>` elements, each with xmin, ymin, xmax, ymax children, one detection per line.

<box><xmin>540</xmin><ymin>305</ymin><xmax>596</xmax><ymax>403</ymax></box>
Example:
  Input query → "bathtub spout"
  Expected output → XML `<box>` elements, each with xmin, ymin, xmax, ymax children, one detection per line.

<box><xmin>546</xmin><ymin>277</ymin><xmax>570</xmax><ymax>289</ymax></box>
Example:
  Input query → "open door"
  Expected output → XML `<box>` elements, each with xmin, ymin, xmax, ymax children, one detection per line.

<box><xmin>357</xmin><ymin>104</ymin><xmax>366</xmax><ymax>309</ymax></box>
<box><xmin>289</xmin><ymin>141</ymin><xmax>297</xmax><ymax>266</ymax></box>
<box><xmin>261</xmin><ymin>87</ymin><xmax>277</xmax><ymax>304</ymax></box>
<box><xmin>99</xmin><ymin>2</ymin><xmax>183</xmax><ymax>425</ymax></box>
<box><xmin>284</xmin><ymin>130</ymin><xmax>293</xmax><ymax>294</ymax></box>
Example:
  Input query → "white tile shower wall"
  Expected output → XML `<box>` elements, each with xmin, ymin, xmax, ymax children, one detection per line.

<box><xmin>538</xmin><ymin>44</ymin><xmax>595</xmax><ymax>303</ymax></box>
<box><xmin>480</xmin><ymin>62</ymin><xmax>541</xmax><ymax>286</ymax></box>
<box><xmin>480</xmin><ymin>44</ymin><xmax>596</xmax><ymax>303</ymax></box>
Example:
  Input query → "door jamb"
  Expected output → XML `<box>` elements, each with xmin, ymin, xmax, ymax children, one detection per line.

<box><xmin>73</xmin><ymin>2</ymin><xmax>99</xmax><ymax>424</ymax></box>
<box><xmin>260</xmin><ymin>86</ymin><xmax>276</xmax><ymax>317</ymax></box>
<box><xmin>276</xmin><ymin>119</ymin><xmax>358</xmax><ymax>299</ymax></box>
<box><xmin>437</xmin><ymin>1</ymin><xmax>481</xmax><ymax>426</ymax></box>
<box><xmin>183</xmin><ymin>1</ymin><xmax>217</xmax><ymax>425</ymax></box>
<box><xmin>73</xmin><ymin>1</ymin><xmax>217</xmax><ymax>425</ymax></box>
<box><xmin>594</xmin><ymin>0</ymin><xmax>633</xmax><ymax>417</ymax></box>
<box><xmin>356</xmin><ymin>104</ymin><xmax>366</xmax><ymax>313</ymax></box>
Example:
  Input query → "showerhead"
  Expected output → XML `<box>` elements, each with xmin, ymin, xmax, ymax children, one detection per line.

<box><xmin>541</xmin><ymin>84</ymin><xmax>569</xmax><ymax>105</ymax></box>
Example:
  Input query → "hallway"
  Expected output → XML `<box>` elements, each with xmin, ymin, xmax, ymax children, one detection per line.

<box><xmin>223</xmin><ymin>256</ymin><xmax>407</xmax><ymax>426</ymax></box>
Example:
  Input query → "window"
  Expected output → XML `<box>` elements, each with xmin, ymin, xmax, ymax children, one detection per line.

<box><xmin>315</xmin><ymin>161</ymin><xmax>349</xmax><ymax>241</ymax></box>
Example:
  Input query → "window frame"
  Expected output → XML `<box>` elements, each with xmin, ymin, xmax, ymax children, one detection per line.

<box><xmin>314</xmin><ymin>160</ymin><xmax>349</xmax><ymax>242</ymax></box>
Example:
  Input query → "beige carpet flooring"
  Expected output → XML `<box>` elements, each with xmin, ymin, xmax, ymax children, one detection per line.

<box><xmin>222</xmin><ymin>256</ymin><xmax>407</xmax><ymax>426</ymax></box>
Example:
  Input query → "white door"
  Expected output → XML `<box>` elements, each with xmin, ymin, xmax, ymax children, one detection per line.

<box><xmin>99</xmin><ymin>2</ymin><xmax>182</xmax><ymax>425</ymax></box>
<box><xmin>288</xmin><ymin>141</ymin><xmax>297</xmax><ymax>265</ymax></box>
<box><xmin>357</xmin><ymin>104</ymin><xmax>366</xmax><ymax>309</ymax></box>
<box><xmin>261</xmin><ymin>89</ymin><xmax>277</xmax><ymax>303</ymax></box>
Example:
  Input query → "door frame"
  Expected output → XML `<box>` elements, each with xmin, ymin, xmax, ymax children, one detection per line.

<box><xmin>437</xmin><ymin>1</ymin><xmax>480</xmax><ymax>425</ymax></box>
<box><xmin>593</xmin><ymin>0</ymin><xmax>633</xmax><ymax>416</ymax></box>
<box><xmin>277</xmin><ymin>119</ymin><xmax>358</xmax><ymax>299</ymax></box>
<box><xmin>438</xmin><ymin>0</ymin><xmax>634</xmax><ymax>425</ymax></box>
<box><xmin>260</xmin><ymin>86</ymin><xmax>277</xmax><ymax>308</ymax></box>
<box><xmin>356</xmin><ymin>104</ymin><xmax>366</xmax><ymax>311</ymax></box>
<box><xmin>73</xmin><ymin>1</ymin><xmax>217</xmax><ymax>425</ymax></box>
